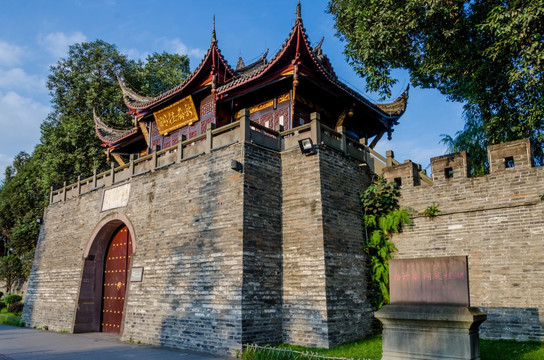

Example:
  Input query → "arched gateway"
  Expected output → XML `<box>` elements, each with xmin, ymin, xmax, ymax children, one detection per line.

<box><xmin>73</xmin><ymin>214</ymin><xmax>135</xmax><ymax>334</ymax></box>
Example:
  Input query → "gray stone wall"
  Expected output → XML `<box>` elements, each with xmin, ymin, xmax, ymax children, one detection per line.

<box><xmin>281</xmin><ymin>147</ymin><xmax>330</xmax><ymax>348</ymax></box>
<box><xmin>120</xmin><ymin>145</ymin><xmax>245</xmax><ymax>354</ymax></box>
<box><xmin>384</xmin><ymin>139</ymin><xmax>544</xmax><ymax>341</ymax></box>
<box><xmin>22</xmin><ymin>138</ymin><xmax>376</xmax><ymax>354</ymax></box>
<box><xmin>22</xmin><ymin>187</ymin><xmax>104</xmax><ymax>332</ymax></box>
<box><xmin>241</xmin><ymin>143</ymin><xmax>283</xmax><ymax>345</ymax></box>
<box><xmin>319</xmin><ymin>148</ymin><xmax>374</xmax><ymax>345</ymax></box>
<box><xmin>281</xmin><ymin>146</ymin><xmax>374</xmax><ymax>347</ymax></box>
<box><xmin>24</xmin><ymin>144</ymin><xmax>246</xmax><ymax>354</ymax></box>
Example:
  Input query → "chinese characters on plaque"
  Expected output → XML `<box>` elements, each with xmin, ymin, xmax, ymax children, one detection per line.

<box><xmin>389</xmin><ymin>256</ymin><xmax>470</xmax><ymax>306</ymax></box>
<box><xmin>153</xmin><ymin>95</ymin><xmax>199</xmax><ymax>135</ymax></box>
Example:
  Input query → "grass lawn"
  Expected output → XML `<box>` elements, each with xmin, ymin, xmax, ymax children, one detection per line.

<box><xmin>0</xmin><ymin>307</ymin><xmax>24</xmax><ymax>326</ymax></box>
<box><xmin>0</xmin><ymin>314</ymin><xmax>23</xmax><ymax>326</ymax></box>
<box><xmin>0</xmin><ymin>307</ymin><xmax>21</xmax><ymax>317</ymax></box>
<box><xmin>242</xmin><ymin>335</ymin><xmax>544</xmax><ymax>360</ymax></box>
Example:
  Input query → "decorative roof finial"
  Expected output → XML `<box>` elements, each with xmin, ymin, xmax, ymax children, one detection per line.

<box><xmin>296</xmin><ymin>0</ymin><xmax>301</xmax><ymax>22</ymax></box>
<box><xmin>212</xmin><ymin>15</ymin><xmax>217</xmax><ymax>43</ymax></box>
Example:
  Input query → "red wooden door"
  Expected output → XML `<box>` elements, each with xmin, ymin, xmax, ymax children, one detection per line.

<box><xmin>102</xmin><ymin>226</ymin><xmax>132</xmax><ymax>333</ymax></box>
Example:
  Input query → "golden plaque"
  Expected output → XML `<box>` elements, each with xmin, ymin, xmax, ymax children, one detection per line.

<box><xmin>153</xmin><ymin>95</ymin><xmax>199</xmax><ymax>135</ymax></box>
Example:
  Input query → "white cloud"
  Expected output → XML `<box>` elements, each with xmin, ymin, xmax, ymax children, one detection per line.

<box><xmin>121</xmin><ymin>48</ymin><xmax>151</xmax><ymax>62</ymax></box>
<box><xmin>0</xmin><ymin>153</ymin><xmax>14</xmax><ymax>184</ymax></box>
<box><xmin>0</xmin><ymin>91</ymin><xmax>49</xmax><ymax>156</ymax></box>
<box><xmin>0</xmin><ymin>41</ymin><xmax>25</xmax><ymax>67</ymax></box>
<box><xmin>158</xmin><ymin>38</ymin><xmax>206</xmax><ymax>65</ymax></box>
<box><xmin>40</xmin><ymin>31</ymin><xmax>87</xmax><ymax>58</ymax></box>
<box><xmin>0</xmin><ymin>68</ymin><xmax>47</xmax><ymax>93</ymax></box>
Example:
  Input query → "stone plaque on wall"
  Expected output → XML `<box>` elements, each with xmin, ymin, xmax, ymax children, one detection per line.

<box><xmin>101</xmin><ymin>183</ymin><xmax>131</xmax><ymax>211</ymax></box>
<box><xmin>389</xmin><ymin>256</ymin><xmax>470</xmax><ymax>306</ymax></box>
<box><xmin>130</xmin><ymin>267</ymin><xmax>143</xmax><ymax>282</ymax></box>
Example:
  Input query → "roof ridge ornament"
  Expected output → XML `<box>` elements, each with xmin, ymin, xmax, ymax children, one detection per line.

<box><xmin>212</xmin><ymin>15</ymin><xmax>217</xmax><ymax>43</ymax></box>
<box><xmin>117</xmin><ymin>75</ymin><xmax>153</xmax><ymax>103</ymax></box>
<box><xmin>236</xmin><ymin>57</ymin><xmax>245</xmax><ymax>70</ymax></box>
<box><xmin>314</xmin><ymin>36</ymin><xmax>324</xmax><ymax>55</ymax></box>
<box><xmin>296</xmin><ymin>0</ymin><xmax>302</xmax><ymax>22</ymax></box>
<box><xmin>374</xmin><ymin>85</ymin><xmax>410</xmax><ymax>117</ymax></box>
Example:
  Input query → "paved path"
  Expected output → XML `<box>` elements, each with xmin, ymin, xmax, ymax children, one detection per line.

<box><xmin>0</xmin><ymin>325</ymin><xmax>235</xmax><ymax>360</ymax></box>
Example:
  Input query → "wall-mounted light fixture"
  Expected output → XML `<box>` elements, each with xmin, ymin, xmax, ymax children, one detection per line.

<box><xmin>231</xmin><ymin>160</ymin><xmax>243</xmax><ymax>172</ymax></box>
<box><xmin>298</xmin><ymin>138</ymin><xmax>317</xmax><ymax>156</ymax></box>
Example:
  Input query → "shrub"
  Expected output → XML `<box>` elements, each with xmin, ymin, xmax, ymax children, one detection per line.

<box><xmin>4</xmin><ymin>294</ymin><xmax>22</xmax><ymax>306</ymax></box>
<box><xmin>0</xmin><ymin>291</ymin><xmax>3</xmax><ymax>299</ymax></box>
<box><xmin>7</xmin><ymin>302</ymin><xmax>23</xmax><ymax>315</ymax></box>
<box><xmin>421</xmin><ymin>203</ymin><xmax>441</xmax><ymax>218</ymax></box>
<box><xmin>361</xmin><ymin>176</ymin><xmax>411</xmax><ymax>309</ymax></box>
<box><xmin>0</xmin><ymin>301</ymin><xmax>5</xmax><ymax>310</ymax></box>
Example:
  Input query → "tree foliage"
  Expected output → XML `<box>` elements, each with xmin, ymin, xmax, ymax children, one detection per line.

<box><xmin>127</xmin><ymin>52</ymin><xmax>191</xmax><ymax>96</ymax></box>
<box><xmin>328</xmin><ymin>0</ymin><xmax>544</xmax><ymax>168</ymax></box>
<box><xmin>0</xmin><ymin>40</ymin><xmax>191</xmax><ymax>288</ymax></box>
<box><xmin>0</xmin><ymin>255</ymin><xmax>23</xmax><ymax>294</ymax></box>
<box><xmin>40</xmin><ymin>43</ymin><xmax>191</xmax><ymax>189</ymax></box>
<box><xmin>40</xmin><ymin>40</ymin><xmax>136</xmax><ymax>189</ymax></box>
<box><xmin>361</xmin><ymin>177</ymin><xmax>411</xmax><ymax>309</ymax></box>
<box><xmin>0</xmin><ymin>152</ymin><xmax>43</xmax><ymax>258</ymax></box>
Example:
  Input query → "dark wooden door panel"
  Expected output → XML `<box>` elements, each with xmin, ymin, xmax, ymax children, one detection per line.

<box><xmin>102</xmin><ymin>226</ymin><xmax>132</xmax><ymax>333</ymax></box>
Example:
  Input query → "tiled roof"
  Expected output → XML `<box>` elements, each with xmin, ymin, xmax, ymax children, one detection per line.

<box><xmin>216</xmin><ymin>16</ymin><xmax>303</xmax><ymax>94</ymax></box>
<box><xmin>94</xmin><ymin>109</ymin><xmax>137</xmax><ymax>145</ymax></box>
<box><xmin>234</xmin><ymin>49</ymin><xmax>268</xmax><ymax>76</ymax></box>
<box><xmin>121</xmin><ymin>29</ymin><xmax>236</xmax><ymax>110</ymax></box>
<box><xmin>119</xmin><ymin>4</ymin><xmax>408</xmax><ymax>123</ymax></box>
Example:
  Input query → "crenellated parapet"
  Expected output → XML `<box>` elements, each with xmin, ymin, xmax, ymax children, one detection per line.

<box><xmin>382</xmin><ymin>159</ymin><xmax>421</xmax><ymax>187</ymax></box>
<box><xmin>384</xmin><ymin>138</ymin><xmax>536</xmax><ymax>187</ymax></box>
<box><xmin>384</xmin><ymin>138</ymin><xmax>544</xmax><ymax>342</ymax></box>
<box><xmin>488</xmin><ymin>138</ymin><xmax>532</xmax><ymax>173</ymax></box>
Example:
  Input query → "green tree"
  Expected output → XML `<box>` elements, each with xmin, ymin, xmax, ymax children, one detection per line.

<box><xmin>39</xmin><ymin>40</ymin><xmax>136</xmax><ymax>189</ymax></box>
<box><xmin>0</xmin><ymin>40</ymin><xmax>191</xmax><ymax>285</ymax></box>
<box><xmin>127</xmin><ymin>52</ymin><xmax>190</xmax><ymax>96</ymax></box>
<box><xmin>0</xmin><ymin>255</ymin><xmax>23</xmax><ymax>294</ymax></box>
<box><xmin>441</xmin><ymin>104</ymin><xmax>489</xmax><ymax>176</ymax></box>
<box><xmin>0</xmin><ymin>153</ymin><xmax>42</xmax><ymax>258</ymax></box>
<box><xmin>328</xmin><ymin>0</ymin><xmax>544</xmax><ymax>169</ymax></box>
<box><xmin>40</xmin><ymin>42</ymin><xmax>192</xmax><ymax>189</ymax></box>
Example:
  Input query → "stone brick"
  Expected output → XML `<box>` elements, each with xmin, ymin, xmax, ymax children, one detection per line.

<box><xmin>22</xmin><ymin>141</ymin><xmax>374</xmax><ymax>354</ymax></box>
<box><xmin>389</xmin><ymin>139</ymin><xmax>544</xmax><ymax>341</ymax></box>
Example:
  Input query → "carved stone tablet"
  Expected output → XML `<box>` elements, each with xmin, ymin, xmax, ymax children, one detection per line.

<box><xmin>130</xmin><ymin>267</ymin><xmax>143</xmax><ymax>282</ymax></box>
<box><xmin>101</xmin><ymin>183</ymin><xmax>131</xmax><ymax>211</ymax></box>
<box><xmin>389</xmin><ymin>256</ymin><xmax>470</xmax><ymax>306</ymax></box>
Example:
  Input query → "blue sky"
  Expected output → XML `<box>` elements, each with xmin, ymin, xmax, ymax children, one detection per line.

<box><xmin>0</xmin><ymin>0</ymin><xmax>465</xmax><ymax>181</ymax></box>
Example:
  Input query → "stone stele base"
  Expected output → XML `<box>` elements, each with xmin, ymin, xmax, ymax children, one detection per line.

<box><xmin>375</xmin><ymin>305</ymin><xmax>487</xmax><ymax>360</ymax></box>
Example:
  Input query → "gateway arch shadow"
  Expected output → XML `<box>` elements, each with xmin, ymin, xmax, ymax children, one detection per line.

<box><xmin>73</xmin><ymin>213</ymin><xmax>136</xmax><ymax>333</ymax></box>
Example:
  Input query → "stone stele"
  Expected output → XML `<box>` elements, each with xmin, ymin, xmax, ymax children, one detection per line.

<box><xmin>375</xmin><ymin>305</ymin><xmax>487</xmax><ymax>360</ymax></box>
